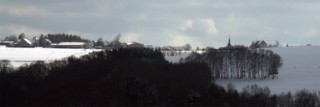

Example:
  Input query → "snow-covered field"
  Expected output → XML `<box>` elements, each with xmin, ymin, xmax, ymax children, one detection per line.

<box><xmin>0</xmin><ymin>46</ymin><xmax>101</xmax><ymax>67</ymax></box>
<box><xmin>215</xmin><ymin>46</ymin><xmax>320</xmax><ymax>94</ymax></box>
<box><xmin>165</xmin><ymin>50</ymin><xmax>205</xmax><ymax>63</ymax></box>
<box><xmin>1</xmin><ymin>46</ymin><xmax>319</xmax><ymax>94</ymax></box>
<box><xmin>166</xmin><ymin>46</ymin><xmax>320</xmax><ymax>94</ymax></box>
<box><xmin>165</xmin><ymin>54</ymin><xmax>189</xmax><ymax>63</ymax></box>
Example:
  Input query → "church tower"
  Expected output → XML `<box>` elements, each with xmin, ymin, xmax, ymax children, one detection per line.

<box><xmin>227</xmin><ymin>37</ymin><xmax>232</xmax><ymax>47</ymax></box>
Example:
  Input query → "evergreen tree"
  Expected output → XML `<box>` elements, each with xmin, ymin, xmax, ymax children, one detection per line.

<box><xmin>4</xmin><ymin>35</ymin><xmax>18</xmax><ymax>42</ymax></box>
<box><xmin>95</xmin><ymin>37</ymin><xmax>104</xmax><ymax>47</ymax></box>
<box><xmin>18</xmin><ymin>33</ymin><xmax>26</xmax><ymax>39</ymax></box>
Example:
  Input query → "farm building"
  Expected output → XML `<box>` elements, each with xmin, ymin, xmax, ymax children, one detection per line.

<box><xmin>51</xmin><ymin>42</ymin><xmax>89</xmax><ymax>48</ymax></box>
<box><xmin>16</xmin><ymin>38</ymin><xmax>32</xmax><ymax>47</ymax></box>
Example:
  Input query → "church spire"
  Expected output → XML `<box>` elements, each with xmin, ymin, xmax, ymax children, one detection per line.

<box><xmin>227</xmin><ymin>37</ymin><xmax>232</xmax><ymax>47</ymax></box>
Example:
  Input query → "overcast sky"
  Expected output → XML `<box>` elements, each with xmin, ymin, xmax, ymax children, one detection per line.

<box><xmin>1</xmin><ymin>0</ymin><xmax>319</xmax><ymax>48</ymax></box>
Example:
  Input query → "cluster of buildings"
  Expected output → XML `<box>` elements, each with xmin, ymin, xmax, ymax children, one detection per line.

<box><xmin>0</xmin><ymin>38</ymin><xmax>89</xmax><ymax>48</ymax></box>
<box><xmin>0</xmin><ymin>37</ymin><xmax>148</xmax><ymax>49</ymax></box>
<box><xmin>0</xmin><ymin>38</ymin><xmax>35</xmax><ymax>47</ymax></box>
<box><xmin>1</xmin><ymin>36</ymin><xmax>193</xmax><ymax>52</ymax></box>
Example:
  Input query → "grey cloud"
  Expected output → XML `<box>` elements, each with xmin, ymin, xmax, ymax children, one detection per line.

<box><xmin>1</xmin><ymin>0</ymin><xmax>319</xmax><ymax>47</ymax></box>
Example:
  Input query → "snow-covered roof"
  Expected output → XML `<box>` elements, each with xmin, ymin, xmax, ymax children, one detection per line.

<box><xmin>126</xmin><ymin>42</ymin><xmax>133</xmax><ymax>45</ymax></box>
<box><xmin>126</xmin><ymin>42</ymin><xmax>143</xmax><ymax>45</ymax></box>
<box><xmin>58</xmin><ymin>42</ymin><xmax>85</xmax><ymax>46</ymax></box>
<box><xmin>23</xmin><ymin>38</ymin><xmax>32</xmax><ymax>44</ymax></box>
<box><xmin>45</xmin><ymin>39</ymin><xmax>52</xmax><ymax>43</ymax></box>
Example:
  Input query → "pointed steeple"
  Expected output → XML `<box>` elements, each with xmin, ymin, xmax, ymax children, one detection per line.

<box><xmin>227</xmin><ymin>37</ymin><xmax>232</xmax><ymax>47</ymax></box>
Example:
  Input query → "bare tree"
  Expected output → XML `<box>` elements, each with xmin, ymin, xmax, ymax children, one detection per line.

<box><xmin>110</xmin><ymin>34</ymin><xmax>121</xmax><ymax>49</ymax></box>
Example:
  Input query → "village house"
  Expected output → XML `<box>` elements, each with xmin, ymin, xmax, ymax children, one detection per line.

<box><xmin>16</xmin><ymin>38</ymin><xmax>32</xmax><ymax>47</ymax></box>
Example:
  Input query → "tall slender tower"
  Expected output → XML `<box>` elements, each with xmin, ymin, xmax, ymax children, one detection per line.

<box><xmin>227</xmin><ymin>37</ymin><xmax>232</xmax><ymax>47</ymax></box>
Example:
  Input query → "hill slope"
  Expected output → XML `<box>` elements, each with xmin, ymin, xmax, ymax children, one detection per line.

<box><xmin>216</xmin><ymin>46</ymin><xmax>320</xmax><ymax>94</ymax></box>
<box><xmin>0</xmin><ymin>46</ymin><xmax>100</xmax><ymax>67</ymax></box>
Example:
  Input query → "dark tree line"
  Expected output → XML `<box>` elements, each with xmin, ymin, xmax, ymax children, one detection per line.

<box><xmin>47</xmin><ymin>33</ymin><xmax>90</xmax><ymax>43</ymax></box>
<box><xmin>35</xmin><ymin>33</ymin><xmax>90</xmax><ymax>47</ymax></box>
<box><xmin>1</xmin><ymin>48</ymin><xmax>319</xmax><ymax>106</ymax></box>
<box><xmin>3</xmin><ymin>35</ymin><xmax>18</xmax><ymax>42</ymax></box>
<box><xmin>2</xmin><ymin>33</ymin><xmax>90</xmax><ymax>47</ymax></box>
<box><xmin>183</xmin><ymin>46</ymin><xmax>283</xmax><ymax>79</ymax></box>
<box><xmin>0</xmin><ymin>48</ymin><xmax>211</xmax><ymax>106</ymax></box>
<box><xmin>250</xmin><ymin>40</ymin><xmax>281</xmax><ymax>48</ymax></box>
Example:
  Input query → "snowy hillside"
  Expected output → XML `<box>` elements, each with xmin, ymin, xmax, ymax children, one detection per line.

<box><xmin>165</xmin><ymin>54</ymin><xmax>189</xmax><ymax>63</ymax></box>
<box><xmin>216</xmin><ymin>46</ymin><xmax>320</xmax><ymax>94</ymax></box>
<box><xmin>165</xmin><ymin>50</ymin><xmax>205</xmax><ymax>63</ymax></box>
<box><xmin>166</xmin><ymin>46</ymin><xmax>320</xmax><ymax>94</ymax></box>
<box><xmin>0</xmin><ymin>46</ymin><xmax>101</xmax><ymax>67</ymax></box>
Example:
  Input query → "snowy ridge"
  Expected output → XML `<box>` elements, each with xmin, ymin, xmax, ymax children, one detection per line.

<box><xmin>0</xmin><ymin>47</ymin><xmax>101</xmax><ymax>67</ymax></box>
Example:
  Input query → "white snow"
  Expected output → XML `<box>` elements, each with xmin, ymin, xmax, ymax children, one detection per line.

<box><xmin>57</xmin><ymin>42</ymin><xmax>86</xmax><ymax>45</ymax></box>
<box><xmin>165</xmin><ymin>46</ymin><xmax>320</xmax><ymax>94</ymax></box>
<box><xmin>216</xmin><ymin>46</ymin><xmax>320</xmax><ymax>94</ymax></box>
<box><xmin>165</xmin><ymin>54</ymin><xmax>189</xmax><ymax>63</ymax></box>
<box><xmin>0</xmin><ymin>47</ymin><xmax>101</xmax><ymax>67</ymax></box>
<box><xmin>164</xmin><ymin>50</ymin><xmax>205</xmax><ymax>63</ymax></box>
<box><xmin>23</xmin><ymin>38</ymin><xmax>32</xmax><ymax>44</ymax></box>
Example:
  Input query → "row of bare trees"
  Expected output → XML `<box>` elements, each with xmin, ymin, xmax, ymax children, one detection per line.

<box><xmin>183</xmin><ymin>46</ymin><xmax>283</xmax><ymax>79</ymax></box>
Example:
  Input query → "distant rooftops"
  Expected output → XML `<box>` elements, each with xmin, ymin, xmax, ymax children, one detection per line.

<box><xmin>22</xmin><ymin>38</ymin><xmax>32</xmax><ymax>45</ymax></box>
<box><xmin>56</xmin><ymin>42</ymin><xmax>86</xmax><ymax>46</ymax></box>
<box><xmin>51</xmin><ymin>42</ymin><xmax>88</xmax><ymax>48</ymax></box>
